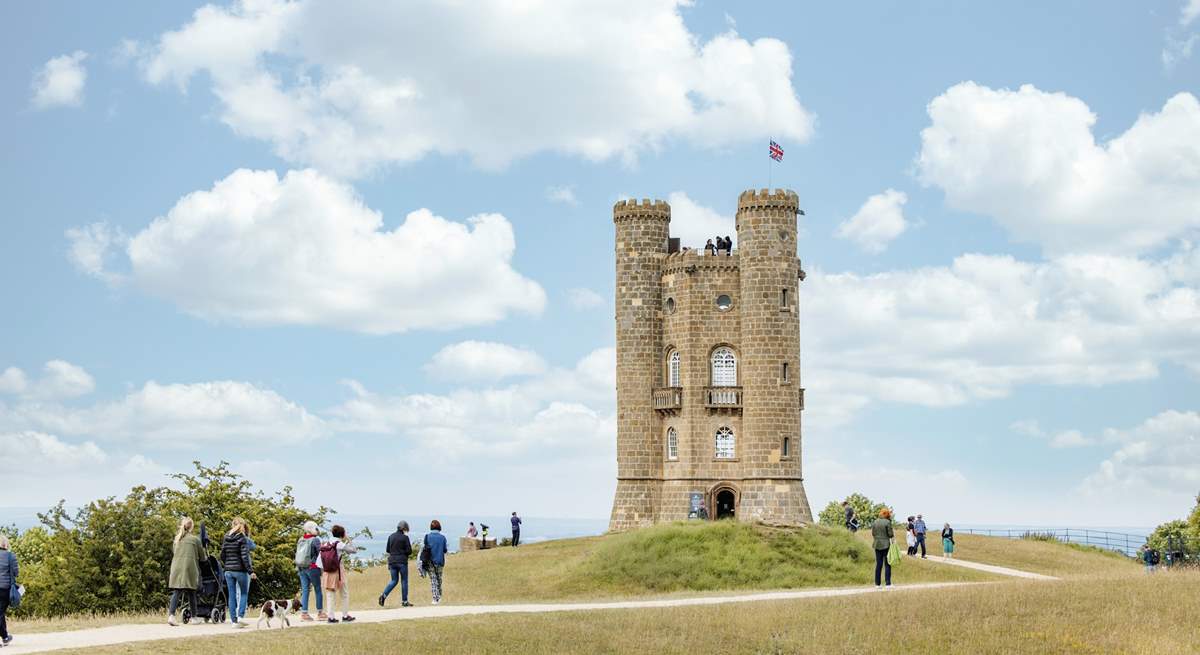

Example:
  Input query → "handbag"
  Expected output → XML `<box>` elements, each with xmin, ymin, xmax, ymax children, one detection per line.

<box><xmin>9</xmin><ymin>583</ymin><xmax>23</xmax><ymax>609</ymax></box>
<box><xmin>886</xmin><ymin>542</ymin><xmax>901</xmax><ymax>566</ymax></box>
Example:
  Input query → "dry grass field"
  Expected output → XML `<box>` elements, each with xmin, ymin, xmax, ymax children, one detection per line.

<box><xmin>50</xmin><ymin>569</ymin><xmax>1197</xmax><ymax>655</ymax></box>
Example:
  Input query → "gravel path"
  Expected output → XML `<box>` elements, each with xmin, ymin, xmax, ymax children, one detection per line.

<box><xmin>3</xmin><ymin>560</ymin><xmax>1055</xmax><ymax>654</ymax></box>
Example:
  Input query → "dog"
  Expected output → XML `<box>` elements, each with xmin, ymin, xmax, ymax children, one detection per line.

<box><xmin>256</xmin><ymin>595</ymin><xmax>301</xmax><ymax>629</ymax></box>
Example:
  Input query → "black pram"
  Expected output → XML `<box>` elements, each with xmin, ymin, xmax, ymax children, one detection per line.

<box><xmin>183</xmin><ymin>525</ymin><xmax>228</xmax><ymax>624</ymax></box>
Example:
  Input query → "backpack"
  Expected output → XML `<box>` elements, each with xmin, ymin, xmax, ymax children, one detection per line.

<box><xmin>419</xmin><ymin>535</ymin><xmax>433</xmax><ymax>570</ymax></box>
<box><xmin>319</xmin><ymin>541</ymin><xmax>341</xmax><ymax>573</ymax></box>
<box><xmin>295</xmin><ymin>536</ymin><xmax>317</xmax><ymax>568</ymax></box>
<box><xmin>1150</xmin><ymin>550</ymin><xmax>1161</xmax><ymax>565</ymax></box>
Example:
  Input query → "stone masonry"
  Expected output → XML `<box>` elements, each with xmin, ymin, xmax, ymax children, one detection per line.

<box><xmin>609</xmin><ymin>189</ymin><xmax>813</xmax><ymax>531</ymax></box>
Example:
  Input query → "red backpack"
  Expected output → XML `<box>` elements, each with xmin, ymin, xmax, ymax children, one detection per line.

<box><xmin>319</xmin><ymin>541</ymin><xmax>341</xmax><ymax>573</ymax></box>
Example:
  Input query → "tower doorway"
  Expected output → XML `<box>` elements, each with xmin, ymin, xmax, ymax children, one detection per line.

<box><xmin>715</xmin><ymin>489</ymin><xmax>737</xmax><ymax>520</ymax></box>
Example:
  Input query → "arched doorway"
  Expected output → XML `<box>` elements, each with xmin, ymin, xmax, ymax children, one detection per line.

<box><xmin>715</xmin><ymin>489</ymin><xmax>736</xmax><ymax>520</ymax></box>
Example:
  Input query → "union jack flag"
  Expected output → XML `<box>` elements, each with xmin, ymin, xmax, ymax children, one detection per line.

<box><xmin>769</xmin><ymin>140</ymin><xmax>784</xmax><ymax>162</ymax></box>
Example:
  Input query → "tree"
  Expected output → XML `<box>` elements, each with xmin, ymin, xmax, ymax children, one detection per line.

<box><xmin>817</xmin><ymin>493</ymin><xmax>892</xmax><ymax>529</ymax></box>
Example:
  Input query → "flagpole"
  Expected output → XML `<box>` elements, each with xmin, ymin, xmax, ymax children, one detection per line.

<box><xmin>768</xmin><ymin>136</ymin><xmax>772</xmax><ymax>189</ymax></box>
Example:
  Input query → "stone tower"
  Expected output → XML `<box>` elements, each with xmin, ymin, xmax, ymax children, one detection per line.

<box><xmin>609</xmin><ymin>189</ymin><xmax>813</xmax><ymax>532</ymax></box>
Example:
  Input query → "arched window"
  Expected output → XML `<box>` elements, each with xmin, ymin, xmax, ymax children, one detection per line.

<box><xmin>715</xmin><ymin>426</ymin><xmax>735</xmax><ymax>459</ymax></box>
<box><xmin>667</xmin><ymin>350</ymin><xmax>681</xmax><ymax>387</ymax></box>
<box><xmin>711</xmin><ymin>347</ymin><xmax>737</xmax><ymax>386</ymax></box>
<box><xmin>667</xmin><ymin>427</ymin><xmax>678</xmax><ymax>460</ymax></box>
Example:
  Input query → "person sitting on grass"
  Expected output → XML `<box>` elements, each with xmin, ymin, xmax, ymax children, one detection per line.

<box><xmin>941</xmin><ymin>523</ymin><xmax>955</xmax><ymax>559</ymax></box>
<box><xmin>872</xmin><ymin>508</ymin><xmax>895</xmax><ymax>589</ymax></box>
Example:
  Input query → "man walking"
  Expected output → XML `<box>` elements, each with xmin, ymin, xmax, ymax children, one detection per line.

<box><xmin>914</xmin><ymin>514</ymin><xmax>928</xmax><ymax>558</ymax></box>
<box><xmin>378</xmin><ymin>521</ymin><xmax>412</xmax><ymax>608</ymax></box>
<box><xmin>510</xmin><ymin>511</ymin><xmax>522</xmax><ymax>547</ymax></box>
<box><xmin>842</xmin><ymin>501</ymin><xmax>858</xmax><ymax>532</ymax></box>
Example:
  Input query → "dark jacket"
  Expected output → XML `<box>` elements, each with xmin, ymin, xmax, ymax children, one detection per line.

<box><xmin>0</xmin><ymin>549</ymin><xmax>17</xmax><ymax>589</ymax></box>
<box><xmin>386</xmin><ymin>531</ymin><xmax>412</xmax><ymax>566</ymax></box>
<box><xmin>871</xmin><ymin>518</ymin><xmax>895</xmax><ymax>551</ymax></box>
<box><xmin>220</xmin><ymin>532</ymin><xmax>253</xmax><ymax>574</ymax></box>
<box><xmin>942</xmin><ymin>527</ymin><xmax>954</xmax><ymax>542</ymax></box>
<box><xmin>511</xmin><ymin>515</ymin><xmax>521</xmax><ymax>531</ymax></box>
<box><xmin>424</xmin><ymin>530</ymin><xmax>448</xmax><ymax>567</ymax></box>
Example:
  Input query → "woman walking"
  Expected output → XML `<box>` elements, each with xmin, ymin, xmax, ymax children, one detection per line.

<box><xmin>422</xmin><ymin>520</ymin><xmax>448</xmax><ymax>605</ymax></box>
<box><xmin>905</xmin><ymin>516</ymin><xmax>917</xmax><ymax>556</ymax></box>
<box><xmin>296</xmin><ymin>520</ymin><xmax>325</xmax><ymax>621</ymax></box>
<box><xmin>872</xmin><ymin>509</ymin><xmax>895</xmax><ymax>589</ymax></box>
<box><xmin>0</xmin><ymin>534</ymin><xmax>18</xmax><ymax>647</ymax></box>
<box><xmin>167</xmin><ymin>517</ymin><xmax>205</xmax><ymax>626</ymax></box>
<box><xmin>941</xmin><ymin>523</ymin><xmax>955</xmax><ymax>559</ymax></box>
<box><xmin>220</xmin><ymin>517</ymin><xmax>254</xmax><ymax>628</ymax></box>
<box><xmin>321</xmin><ymin>524</ymin><xmax>361</xmax><ymax>623</ymax></box>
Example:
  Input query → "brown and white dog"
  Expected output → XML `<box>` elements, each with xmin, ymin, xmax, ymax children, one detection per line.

<box><xmin>256</xmin><ymin>595</ymin><xmax>301</xmax><ymax>629</ymax></box>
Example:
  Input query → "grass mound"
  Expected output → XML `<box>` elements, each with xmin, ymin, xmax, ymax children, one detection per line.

<box><xmin>564</xmin><ymin>521</ymin><xmax>874</xmax><ymax>593</ymax></box>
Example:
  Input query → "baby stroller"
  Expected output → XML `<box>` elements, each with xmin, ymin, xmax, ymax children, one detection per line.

<box><xmin>183</xmin><ymin>525</ymin><xmax>228</xmax><ymax>624</ymax></box>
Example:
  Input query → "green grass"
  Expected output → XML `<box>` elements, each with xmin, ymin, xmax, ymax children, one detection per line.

<box><xmin>53</xmin><ymin>569</ymin><xmax>1200</xmax><ymax>655</ymax></box>
<box><xmin>926</xmin><ymin>533</ymin><xmax>1137</xmax><ymax>578</ymax></box>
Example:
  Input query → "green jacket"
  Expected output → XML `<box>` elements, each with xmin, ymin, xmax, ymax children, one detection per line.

<box><xmin>871</xmin><ymin>518</ymin><xmax>895</xmax><ymax>551</ymax></box>
<box><xmin>169</xmin><ymin>533</ymin><xmax>205</xmax><ymax>590</ymax></box>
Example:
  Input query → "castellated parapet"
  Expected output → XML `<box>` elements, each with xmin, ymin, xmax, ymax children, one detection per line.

<box><xmin>609</xmin><ymin>189</ymin><xmax>813</xmax><ymax>532</ymax></box>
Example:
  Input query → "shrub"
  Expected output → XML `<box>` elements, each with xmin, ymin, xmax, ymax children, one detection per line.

<box><xmin>6</xmin><ymin>461</ymin><xmax>331</xmax><ymax>618</ymax></box>
<box><xmin>817</xmin><ymin>493</ymin><xmax>892</xmax><ymax>530</ymax></box>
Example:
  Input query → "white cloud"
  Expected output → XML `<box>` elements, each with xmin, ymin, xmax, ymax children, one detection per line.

<box><xmin>0</xmin><ymin>360</ymin><xmax>95</xmax><ymax>400</ymax></box>
<box><xmin>2</xmin><ymin>380</ymin><xmax>327</xmax><ymax>445</ymax></box>
<box><xmin>667</xmin><ymin>191</ymin><xmax>735</xmax><ymax>251</ymax></box>
<box><xmin>803</xmin><ymin>246</ymin><xmax>1200</xmax><ymax>426</ymax></box>
<box><xmin>138</xmin><ymin>0</ymin><xmax>815</xmax><ymax>176</ymax></box>
<box><xmin>66</xmin><ymin>222</ymin><xmax>126</xmax><ymax>284</ymax></box>
<box><xmin>545</xmin><ymin>186</ymin><xmax>579</xmax><ymax>206</ymax></box>
<box><xmin>424</xmin><ymin>341</ymin><xmax>548</xmax><ymax>383</ymax></box>
<box><xmin>330</xmin><ymin>347</ymin><xmax>615</xmax><ymax>457</ymax></box>
<box><xmin>1162</xmin><ymin>33</ymin><xmax>1197</xmax><ymax>69</ymax></box>
<box><xmin>1083</xmin><ymin>410</ymin><xmax>1200</xmax><ymax>497</ymax></box>
<box><xmin>0</xmin><ymin>431</ymin><xmax>106</xmax><ymax>472</ymax></box>
<box><xmin>69</xmin><ymin>168</ymin><xmax>545</xmax><ymax>334</ymax></box>
<box><xmin>835</xmin><ymin>189</ymin><xmax>909</xmax><ymax>253</ymax></box>
<box><xmin>1010</xmin><ymin>420</ymin><xmax>1094</xmax><ymax>448</ymax></box>
<box><xmin>0</xmin><ymin>368</ymin><xmax>28</xmax><ymax>395</ymax></box>
<box><xmin>122</xmin><ymin>454</ymin><xmax>167</xmax><ymax>475</ymax></box>
<box><xmin>917</xmin><ymin>83</ymin><xmax>1200</xmax><ymax>254</ymax></box>
<box><xmin>30</xmin><ymin>51</ymin><xmax>88</xmax><ymax>109</ymax></box>
<box><xmin>1183</xmin><ymin>0</ymin><xmax>1200</xmax><ymax>26</ymax></box>
<box><xmin>567</xmin><ymin>287</ymin><xmax>605</xmax><ymax>311</ymax></box>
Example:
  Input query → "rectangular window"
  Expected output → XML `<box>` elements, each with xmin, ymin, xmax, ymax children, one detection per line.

<box><xmin>667</xmin><ymin>429</ymin><xmax>679</xmax><ymax>460</ymax></box>
<box><xmin>782</xmin><ymin>437</ymin><xmax>790</xmax><ymax>457</ymax></box>
<box><xmin>781</xmin><ymin>288</ymin><xmax>789</xmax><ymax>308</ymax></box>
<box><xmin>781</xmin><ymin>362</ymin><xmax>789</xmax><ymax>382</ymax></box>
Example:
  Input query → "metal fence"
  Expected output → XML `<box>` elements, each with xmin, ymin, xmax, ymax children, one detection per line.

<box><xmin>958</xmin><ymin>528</ymin><xmax>1148</xmax><ymax>557</ymax></box>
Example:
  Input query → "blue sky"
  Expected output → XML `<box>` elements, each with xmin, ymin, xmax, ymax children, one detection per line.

<box><xmin>2</xmin><ymin>1</ymin><xmax>1198</xmax><ymax>527</ymax></box>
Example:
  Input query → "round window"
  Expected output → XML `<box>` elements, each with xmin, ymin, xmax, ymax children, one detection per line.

<box><xmin>665</xmin><ymin>297</ymin><xmax>676</xmax><ymax>314</ymax></box>
<box><xmin>716</xmin><ymin>294</ymin><xmax>733</xmax><ymax>311</ymax></box>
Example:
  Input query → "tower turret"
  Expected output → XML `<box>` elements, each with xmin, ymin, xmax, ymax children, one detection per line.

<box><xmin>610</xmin><ymin>198</ymin><xmax>670</xmax><ymax>531</ymax></box>
<box><xmin>734</xmin><ymin>189</ymin><xmax>812</xmax><ymax>523</ymax></box>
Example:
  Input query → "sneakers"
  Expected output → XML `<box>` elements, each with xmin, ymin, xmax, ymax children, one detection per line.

<box><xmin>318</xmin><ymin>612</ymin><xmax>328</xmax><ymax>620</ymax></box>
<box><xmin>378</xmin><ymin>594</ymin><xmax>386</xmax><ymax>607</ymax></box>
<box><xmin>167</xmin><ymin>615</ymin><xmax>178</xmax><ymax>626</ymax></box>
<box><xmin>3</xmin><ymin>635</ymin><xmax>14</xmax><ymax>646</ymax></box>
<box><xmin>300</xmin><ymin>613</ymin><xmax>314</xmax><ymax>622</ymax></box>
<box><xmin>327</xmin><ymin>617</ymin><xmax>339</xmax><ymax>624</ymax></box>
<box><xmin>342</xmin><ymin>615</ymin><xmax>356</xmax><ymax>623</ymax></box>
<box><xmin>401</xmin><ymin>601</ymin><xmax>413</xmax><ymax>607</ymax></box>
<box><xmin>432</xmin><ymin>599</ymin><xmax>440</xmax><ymax>605</ymax></box>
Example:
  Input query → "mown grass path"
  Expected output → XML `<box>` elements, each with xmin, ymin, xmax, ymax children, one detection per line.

<box><xmin>5</xmin><ymin>558</ymin><xmax>1052</xmax><ymax>654</ymax></box>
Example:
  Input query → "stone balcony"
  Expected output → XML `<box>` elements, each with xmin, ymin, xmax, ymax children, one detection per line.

<box><xmin>653</xmin><ymin>387</ymin><xmax>683</xmax><ymax>411</ymax></box>
<box><xmin>705</xmin><ymin>386</ymin><xmax>743</xmax><ymax>409</ymax></box>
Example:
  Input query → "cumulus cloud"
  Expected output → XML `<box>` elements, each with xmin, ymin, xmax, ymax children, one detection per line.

<box><xmin>2</xmin><ymin>380</ymin><xmax>327</xmax><ymax>445</ymax></box>
<box><xmin>802</xmin><ymin>245</ymin><xmax>1200</xmax><ymax>427</ymax></box>
<box><xmin>30</xmin><ymin>51</ymin><xmax>88</xmax><ymax>109</ymax></box>
<box><xmin>0</xmin><ymin>431</ymin><xmax>106</xmax><ymax>472</ymax></box>
<box><xmin>68</xmin><ymin>168</ymin><xmax>545</xmax><ymax>334</ymax></box>
<box><xmin>137</xmin><ymin>0</ymin><xmax>815</xmax><ymax>176</ymax></box>
<box><xmin>917</xmin><ymin>83</ymin><xmax>1200</xmax><ymax>254</ymax></box>
<box><xmin>835</xmin><ymin>189</ymin><xmax>909</xmax><ymax>253</ymax></box>
<box><xmin>667</xmin><ymin>191</ymin><xmax>735</xmax><ymax>250</ymax></box>
<box><xmin>66</xmin><ymin>222</ymin><xmax>127</xmax><ymax>284</ymax></box>
<box><xmin>424</xmin><ymin>341</ymin><xmax>547</xmax><ymax>383</ymax></box>
<box><xmin>329</xmin><ymin>347</ymin><xmax>615</xmax><ymax>457</ymax></box>
<box><xmin>0</xmin><ymin>360</ymin><xmax>95</xmax><ymax>400</ymax></box>
<box><xmin>545</xmin><ymin>186</ymin><xmax>579</xmax><ymax>206</ymax></box>
<box><xmin>1010</xmin><ymin>419</ymin><xmax>1095</xmax><ymax>448</ymax></box>
<box><xmin>567</xmin><ymin>287</ymin><xmax>605</xmax><ymax>311</ymax></box>
<box><xmin>1082</xmin><ymin>410</ymin><xmax>1200</xmax><ymax>497</ymax></box>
